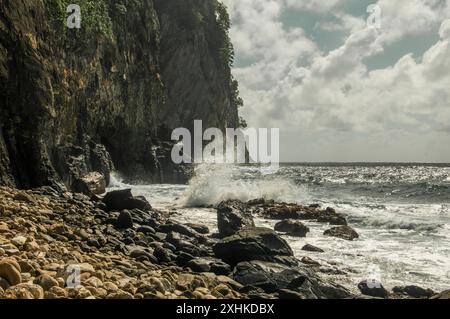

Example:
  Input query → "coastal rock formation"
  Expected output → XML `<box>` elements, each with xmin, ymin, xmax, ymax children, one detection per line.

<box><xmin>392</xmin><ymin>285</ymin><xmax>435</xmax><ymax>298</ymax></box>
<box><xmin>0</xmin><ymin>0</ymin><xmax>240</xmax><ymax>190</ymax></box>
<box><xmin>324</xmin><ymin>226</ymin><xmax>359</xmax><ymax>241</ymax></box>
<box><xmin>213</xmin><ymin>227</ymin><xmax>295</xmax><ymax>266</ymax></box>
<box><xmin>357</xmin><ymin>280</ymin><xmax>389</xmax><ymax>298</ymax></box>
<box><xmin>217</xmin><ymin>200</ymin><xmax>255</xmax><ymax>237</ymax></box>
<box><xmin>247</xmin><ymin>200</ymin><xmax>348</xmax><ymax>225</ymax></box>
<box><xmin>274</xmin><ymin>220</ymin><xmax>310</xmax><ymax>237</ymax></box>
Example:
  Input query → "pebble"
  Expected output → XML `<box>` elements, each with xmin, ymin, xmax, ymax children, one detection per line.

<box><xmin>0</xmin><ymin>260</ymin><xmax>22</xmax><ymax>286</ymax></box>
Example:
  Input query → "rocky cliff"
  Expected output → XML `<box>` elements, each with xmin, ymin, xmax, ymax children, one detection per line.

<box><xmin>0</xmin><ymin>0</ymin><xmax>240</xmax><ymax>191</ymax></box>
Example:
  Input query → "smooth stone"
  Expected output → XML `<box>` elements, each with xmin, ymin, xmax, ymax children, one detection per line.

<box><xmin>0</xmin><ymin>260</ymin><xmax>21</xmax><ymax>286</ymax></box>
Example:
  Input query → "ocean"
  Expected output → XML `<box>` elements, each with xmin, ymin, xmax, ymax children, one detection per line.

<box><xmin>108</xmin><ymin>163</ymin><xmax>450</xmax><ymax>293</ymax></box>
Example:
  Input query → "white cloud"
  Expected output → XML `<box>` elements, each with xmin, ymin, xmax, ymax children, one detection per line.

<box><xmin>224</xmin><ymin>0</ymin><xmax>450</xmax><ymax>161</ymax></box>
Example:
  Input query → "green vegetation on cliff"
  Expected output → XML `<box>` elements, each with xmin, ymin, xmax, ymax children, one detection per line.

<box><xmin>44</xmin><ymin>0</ymin><xmax>113</xmax><ymax>37</ymax></box>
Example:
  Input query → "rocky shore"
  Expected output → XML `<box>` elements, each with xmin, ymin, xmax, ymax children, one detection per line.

<box><xmin>0</xmin><ymin>186</ymin><xmax>448</xmax><ymax>299</ymax></box>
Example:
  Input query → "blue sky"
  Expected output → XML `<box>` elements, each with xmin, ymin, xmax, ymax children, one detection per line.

<box><xmin>223</xmin><ymin>0</ymin><xmax>450</xmax><ymax>162</ymax></box>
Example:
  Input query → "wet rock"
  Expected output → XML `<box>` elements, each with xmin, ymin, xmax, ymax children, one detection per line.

<box><xmin>324</xmin><ymin>226</ymin><xmax>359</xmax><ymax>241</ymax></box>
<box><xmin>392</xmin><ymin>285</ymin><xmax>435</xmax><ymax>298</ymax></box>
<box><xmin>301</xmin><ymin>244</ymin><xmax>324</xmax><ymax>253</ymax></box>
<box><xmin>274</xmin><ymin>220</ymin><xmax>310</xmax><ymax>237</ymax></box>
<box><xmin>185</xmin><ymin>223</ymin><xmax>209</xmax><ymax>234</ymax></box>
<box><xmin>129</xmin><ymin>248</ymin><xmax>157</xmax><ymax>263</ymax></box>
<box><xmin>0</xmin><ymin>259</ymin><xmax>21</xmax><ymax>286</ymax></box>
<box><xmin>158</xmin><ymin>223</ymin><xmax>203</xmax><ymax>241</ymax></box>
<box><xmin>153</xmin><ymin>246</ymin><xmax>176</xmax><ymax>263</ymax></box>
<box><xmin>358</xmin><ymin>280</ymin><xmax>389</xmax><ymax>298</ymax></box>
<box><xmin>136</xmin><ymin>225</ymin><xmax>155</xmax><ymax>235</ymax></box>
<box><xmin>233</xmin><ymin>261</ymin><xmax>303</xmax><ymax>293</ymax></box>
<box><xmin>116</xmin><ymin>210</ymin><xmax>133</xmax><ymax>229</ymax></box>
<box><xmin>213</xmin><ymin>227</ymin><xmax>294</xmax><ymax>266</ymax></box>
<box><xmin>217</xmin><ymin>200</ymin><xmax>255</xmax><ymax>237</ymax></box>
<box><xmin>103</xmin><ymin>189</ymin><xmax>152</xmax><ymax>212</ymax></box>
<box><xmin>301</xmin><ymin>257</ymin><xmax>321</xmax><ymax>266</ymax></box>
<box><xmin>186</xmin><ymin>257</ymin><xmax>231</xmax><ymax>275</ymax></box>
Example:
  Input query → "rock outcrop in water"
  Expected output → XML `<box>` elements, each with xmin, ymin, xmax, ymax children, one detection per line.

<box><xmin>0</xmin><ymin>0</ymin><xmax>240</xmax><ymax>191</ymax></box>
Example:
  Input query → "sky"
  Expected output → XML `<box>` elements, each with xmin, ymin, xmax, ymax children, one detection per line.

<box><xmin>222</xmin><ymin>0</ymin><xmax>450</xmax><ymax>162</ymax></box>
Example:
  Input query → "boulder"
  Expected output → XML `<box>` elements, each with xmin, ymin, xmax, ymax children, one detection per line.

<box><xmin>358</xmin><ymin>280</ymin><xmax>389</xmax><ymax>298</ymax></box>
<box><xmin>103</xmin><ymin>189</ymin><xmax>152</xmax><ymax>212</ymax></box>
<box><xmin>301</xmin><ymin>244</ymin><xmax>324</xmax><ymax>253</ymax></box>
<box><xmin>392</xmin><ymin>285</ymin><xmax>435</xmax><ymax>298</ymax></box>
<box><xmin>116</xmin><ymin>210</ymin><xmax>133</xmax><ymax>229</ymax></box>
<box><xmin>72</xmin><ymin>172</ymin><xmax>106</xmax><ymax>195</ymax></box>
<box><xmin>232</xmin><ymin>260</ymin><xmax>351</xmax><ymax>299</ymax></box>
<box><xmin>186</xmin><ymin>257</ymin><xmax>231</xmax><ymax>275</ymax></box>
<box><xmin>324</xmin><ymin>226</ymin><xmax>359</xmax><ymax>241</ymax></box>
<box><xmin>274</xmin><ymin>220</ymin><xmax>310</xmax><ymax>237</ymax></box>
<box><xmin>217</xmin><ymin>200</ymin><xmax>255</xmax><ymax>237</ymax></box>
<box><xmin>213</xmin><ymin>227</ymin><xmax>294</xmax><ymax>266</ymax></box>
<box><xmin>232</xmin><ymin>261</ymin><xmax>305</xmax><ymax>294</ymax></box>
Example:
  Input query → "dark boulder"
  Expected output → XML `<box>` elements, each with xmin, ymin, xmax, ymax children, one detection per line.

<box><xmin>324</xmin><ymin>226</ymin><xmax>359</xmax><ymax>241</ymax></box>
<box><xmin>358</xmin><ymin>280</ymin><xmax>389</xmax><ymax>298</ymax></box>
<box><xmin>392</xmin><ymin>285</ymin><xmax>435</xmax><ymax>298</ymax></box>
<box><xmin>159</xmin><ymin>223</ymin><xmax>200</xmax><ymax>238</ymax></box>
<box><xmin>232</xmin><ymin>261</ymin><xmax>305</xmax><ymax>294</ymax></box>
<box><xmin>103</xmin><ymin>189</ymin><xmax>152</xmax><ymax>212</ymax></box>
<box><xmin>185</xmin><ymin>223</ymin><xmax>209</xmax><ymax>234</ymax></box>
<box><xmin>274</xmin><ymin>220</ymin><xmax>310</xmax><ymax>237</ymax></box>
<box><xmin>213</xmin><ymin>227</ymin><xmax>294</xmax><ymax>266</ymax></box>
<box><xmin>116</xmin><ymin>210</ymin><xmax>133</xmax><ymax>229</ymax></box>
<box><xmin>136</xmin><ymin>225</ymin><xmax>155</xmax><ymax>235</ymax></box>
<box><xmin>186</xmin><ymin>257</ymin><xmax>231</xmax><ymax>275</ymax></box>
<box><xmin>301</xmin><ymin>244</ymin><xmax>324</xmax><ymax>253</ymax></box>
<box><xmin>232</xmin><ymin>260</ymin><xmax>351</xmax><ymax>299</ymax></box>
<box><xmin>217</xmin><ymin>200</ymin><xmax>255</xmax><ymax>237</ymax></box>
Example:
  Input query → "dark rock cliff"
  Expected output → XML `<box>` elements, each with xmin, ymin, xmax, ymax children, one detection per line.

<box><xmin>0</xmin><ymin>0</ymin><xmax>240</xmax><ymax>191</ymax></box>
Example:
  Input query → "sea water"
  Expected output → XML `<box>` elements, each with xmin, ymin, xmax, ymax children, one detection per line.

<box><xmin>108</xmin><ymin>163</ymin><xmax>450</xmax><ymax>292</ymax></box>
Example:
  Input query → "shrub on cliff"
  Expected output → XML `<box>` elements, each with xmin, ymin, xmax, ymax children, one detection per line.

<box><xmin>44</xmin><ymin>0</ymin><xmax>113</xmax><ymax>38</ymax></box>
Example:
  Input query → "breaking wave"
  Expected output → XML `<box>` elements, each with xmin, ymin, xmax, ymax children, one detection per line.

<box><xmin>181</xmin><ymin>163</ymin><xmax>308</xmax><ymax>207</ymax></box>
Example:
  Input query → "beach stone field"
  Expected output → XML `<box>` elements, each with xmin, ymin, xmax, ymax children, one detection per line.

<box><xmin>0</xmin><ymin>186</ymin><xmax>448</xmax><ymax>300</ymax></box>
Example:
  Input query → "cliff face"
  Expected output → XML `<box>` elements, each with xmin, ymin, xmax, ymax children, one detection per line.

<box><xmin>0</xmin><ymin>0</ymin><xmax>240</xmax><ymax>191</ymax></box>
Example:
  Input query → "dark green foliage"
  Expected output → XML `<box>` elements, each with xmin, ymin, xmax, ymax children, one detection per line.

<box><xmin>44</xmin><ymin>0</ymin><xmax>113</xmax><ymax>38</ymax></box>
<box><xmin>213</xmin><ymin>1</ymin><xmax>245</xmax><ymax>116</ymax></box>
